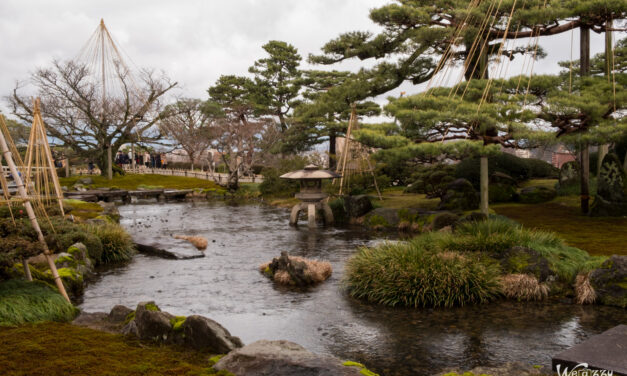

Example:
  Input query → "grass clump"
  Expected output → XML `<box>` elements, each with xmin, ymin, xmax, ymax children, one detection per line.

<box><xmin>84</xmin><ymin>223</ymin><xmax>136</xmax><ymax>264</ymax></box>
<box><xmin>0</xmin><ymin>280</ymin><xmax>78</xmax><ymax>326</ymax></box>
<box><xmin>63</xmin><ymin>199</ymin><xmax>103</xmax><ymax>219</ymax></box>
<box><xmin>345</xmin><ymin>242</ymin><xmax>501</xmax><ymax>308</ymax></box>
<box><xmin>499</xmin><ymin>274</ymin><xmax>549</xmax><ymax>301</ymax></box>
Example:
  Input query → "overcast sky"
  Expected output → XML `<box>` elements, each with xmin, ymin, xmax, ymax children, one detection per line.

<box><xmin>0</xmin><ymin>0</ymin><xmax>609</xmax><ymax>118</ymax></box>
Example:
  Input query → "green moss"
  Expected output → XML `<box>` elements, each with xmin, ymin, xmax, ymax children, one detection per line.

<box><xmin>262</xmin><ymin>266</ymin><xmax>273</xmax><ymax>278</ymax></box>
<box><xmin>0</xmin><ymin>322</ymin><xmax>217</xmax><ymax>375</ymax></box>
<box><xmin>208</xmin><ymin>355</ymin><xmax>225</xmax><ymax>367</ymax></box>
<box><xmin>63</xmin><ymin>199</ymin><xmax>104</xmax><ymax>219</ymax></box>
<box><xmin>55</xmin><ymin>255</ymin><xmax>76</xmax><ymax>266</ymax></box>
<box><xmin>398</xmin><ymin>208</ymin><xmax>419</xmax><ymax>223</ymax></box>
<box><xmin>123</xmin><ymin>311</ymin><xmax>136</xmax><ymax>325</ymax></box>
<box><xmin>342</xmin><ymin>360</ymin><xmax>379</xmax><ymax>376</ymax></box>
<box><xmin>145</xmin><ymin>303</ymin><xmax>160</xmax><ymax>312</ymax></box>
<box><xmin>170</xmin><ymin>316</ymin><xmax>186</xmax><ymax>331</ymax></box>
<box><xmin>494</xmin><ymin>196</ymin><xmax>627</xmax><ymax>256</ymax></box>
<box><xmin>60</xmin><ymin>174</ymin><xmax>221</xmax><ymax>191</ymax></box>
<box><xmin>67</xmin><ymin>246</ymin><xmax>82</xmax><ymax>257</ymax></box>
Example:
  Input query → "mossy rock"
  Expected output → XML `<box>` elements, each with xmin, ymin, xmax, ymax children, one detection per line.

<box><xmin>590</xmin><ymin>255</ymin><xmax>627</xmax><ymax>308</ymax></box>
<box><xmin>498</xmin><ymin>246</ymin><xmax>554</xmax><ymax>282</ymax></box>
<box><xmin>518</xmin><ymin>186</ymin><xmax>557</xmax><ymax>204</ymax></box>
<box><xmin>431</xmin><ymin>212</ymin><xmax>460</xmax><ymax>231</ymax></box>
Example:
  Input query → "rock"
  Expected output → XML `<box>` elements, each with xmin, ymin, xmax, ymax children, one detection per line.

<box><xmin>591</xmin><ymin>154</ymin><xmax>627</xmax><ymax>217</ymax></box>
<box><xmin>77</xmin><ymin>177</ymin><xmax>94</xmax><ymax>185</ymax></box>
<box><xmin>53</xmin><ymin>252</ymin><xmax>73</xmax><ymax>268</ymax></box>
<box><xmin>559</xmin><ymin>161</ymin><xmax>580</xmax><ymax>187</ymax></box>
<box><xmin>364</xmin><ymin>208</ymin><xmax>400</xmax><ymax>229</ymax></box>
<box><xmin>108</xmin><ymin>305</ymin><xmax>133</xmax><ymax>323</ymax></box>
<box><xmin>180</xmin><ymin>315</ymin><xmax>243</xmax><ymax>353</ymax></box>
<box><xmin>135</xmin><ymin>242</ymin><xmax>205</xmax><ymax>260</ymax></box>
<box><xmin>590</xmin><ymin>255</ymin><xmax>627</xmax><ymax>308</ymax></box>
<box><xmin>122</xmin><ymin>319</ymin><xmax>139</xmax><ymax>337</ymax></box>
<box><xmin>498</xmin><ymin>246</ymin><xmax>554</xmax><ymax>282</ymax></box>
<box><xmin>261</xmin><ymin>252</ymin><xmax>332</xmax><ymax>286</ymax></box>
<box><xmin>72</xmin><ymin>183</ymin><xmax>87</xmax><ymax>192</ymax></box>
<box><xmin>214</xmin><ymin>340</ymin><xmax>363</xmax><ymax>376</ymax></box>
<box><xmin>97</xmin><ymin>201</ymin><xmax>121</xmax><ymax>222</ymax></box>
<box><xmin>343</xmin><ymin>195</ymin><xmax>373</xmax><ymax>218</ymax></box>
<box><xmin>519</xmin><ymin>186</ymin><xmax>557</xmax><ymax>204</ymax></box>
<box><xmin>438</xmin><ymin>178</ymin><xmax>479</xmax><ymax>211</ymax></box>
<box><xmin>67</xmin><ymin>242</ymin><xmax>88</xmax><ymax>262</ymax></box>
<box><xmin>438</xmin><ymin>362</ymin><xmax>549</xmax><ymax>376</ymax></box>
<box><xmin>133</xmin><ymin>301</ymin><xmax>174</xmax><ymax>341</ymax></box>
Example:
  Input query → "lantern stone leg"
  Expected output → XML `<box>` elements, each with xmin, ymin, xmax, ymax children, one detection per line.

<box><xmin>289</xmin><ymin>202</ymin><xmax>307</xmax><ymax>226</ymax></box>
<box><xmin>321</xmin><ymin>202</ymin><xmax>334</xmax><ymax>225</ymax></box>
<box><xmin>308</xmin><ymin>204</ymin><xmax>316</xmax><ymax>228</ymax></box>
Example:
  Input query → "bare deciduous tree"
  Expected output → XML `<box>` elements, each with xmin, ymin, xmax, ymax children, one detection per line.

<box><xmin>159</xmin><ymin>99</ymin><xmax>215</xmax><ymax>171</ymax></box>
<box><xmin>8</xmin><ymin>60</ymin><xmax>176</xmax><ymax>175</ymax></box>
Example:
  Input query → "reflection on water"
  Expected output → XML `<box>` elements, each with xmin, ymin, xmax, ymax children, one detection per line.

<box><xmin>80</xmin><ymin>201</ymin><xmax>627</xmax><ymax>376</ymax></box>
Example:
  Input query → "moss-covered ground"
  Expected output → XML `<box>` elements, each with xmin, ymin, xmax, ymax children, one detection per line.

<box><xmin>60</xmin><ymin>174</ymin><xmax>223</xmax><ymax>191</ymax></box>
<box><xmin>374</xmin><ymin>187</ymin><xmax>440</xmax><ymax>210</ymax></box>
<box><xmin>0</xmin><ymin>322</ymin><xmax>218</xmax><ymax>376</ymax></box>
<box><xmin>494</xmin><ymin>196</ymin><xmax>627</xmax><ymax>256</ymax></box>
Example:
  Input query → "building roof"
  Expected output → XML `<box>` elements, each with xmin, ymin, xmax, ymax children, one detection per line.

<box><xmin>280</xmin><ymin>164</ymin><xmax>341</xmax><ymax>180</ymax></box>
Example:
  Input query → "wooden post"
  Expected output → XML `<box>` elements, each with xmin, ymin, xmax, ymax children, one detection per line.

<box><xmin>580</xmin><ymin>25</ymin><xmax>591</xmax><ymax>214</ymax></box>
<box><xmin>107</xmin><ymin>145</ymin><xmax>113</xmax><ymax>180</ymax></box>
<box><xmin>131</xmin><ymin>143</ymin><xmax>136</xmax><ymax>172</ymax></box>
<box><xmin>65</xmin><ymin>158</ymin><xmax>70</xmax><ymax>177</ymax></box>
<box><xmin>480</xmin><ymin>155</ymin><xmax>489</xmax><ymax>216</ymax></box>
<box><xmin>0</xmin><ymin>127</ymin><xmax>70</xmax><ymax>302</ymax></box>
<box><xmin>22</xmin><ymin>257</ymin><xmax>33</xmax><ymax>281</ymax></box>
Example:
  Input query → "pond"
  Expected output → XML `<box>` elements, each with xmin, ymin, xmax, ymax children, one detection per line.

<box><xmin>80</xmin><ymin>201</ymin><xmax>627</xmax><ymax>376</ymax></box>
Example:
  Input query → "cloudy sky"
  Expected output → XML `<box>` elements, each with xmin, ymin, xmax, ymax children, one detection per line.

<box><xmin>0</xmin><ymin>0</ymin><xmax>609</xmax><ymax>117</ymax></box>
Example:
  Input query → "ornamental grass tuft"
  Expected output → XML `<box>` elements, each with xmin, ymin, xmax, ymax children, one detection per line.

<box><xmin>84</xmin><ymin>223</ymin><xmax>136</xmax><ymax>264</ymax></box>
<box><xmin>0</xmin><ymin>279</ymin><xmax>78</xmax><ymax>326</ymax></box>
<box><xmin>345</xmin><ymin>242</ymin><xmax>501</xmax><ymax>308</ymax></box>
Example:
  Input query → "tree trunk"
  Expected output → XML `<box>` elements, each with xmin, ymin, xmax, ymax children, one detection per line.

<box><xmin>598</xmin><ymin>20</ymin><xmax>612</xmax><ymax>178</ymax></box>
<box><xmin>580</xmin><ymin>26</ymin><xmax>590</xmax><ymax>214</ymax></box>
<box><xmin>107</xmin><ymin>145</ymin><xmax>113</xmax><ymax>180</ymax></box>
<box><xmin>464</xmin><ymin>40</ymin><xmax>490</xmax><ymax>80</ymax></box>
<box><xmin>480</xmin><ymin>155</ymin><xmax>489</xmax><ymax>216</ymax></box>
<box><xmin>329</xmin><ymin>130</ymin><xmax>337</xmax><ymax>170</ymax></box>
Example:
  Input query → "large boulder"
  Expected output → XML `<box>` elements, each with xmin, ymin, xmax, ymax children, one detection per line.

<box><xmin>214</xmin><ymin>340</ymin><xmax>364</xmax><ymax>376</ymax></box>
<box><xmin>559</xmin><ymin>161</ymin><xmax>580</xmax><ymax>187</ymax></box>
<box><xmin>343</xmin><ymin>195</ymin><xmax>373</xmax><ymax>218</ymax></box>
<box><xmin>122</xmin><ymin>301</ymin><xmax>244</xmax><ymax>353</ymax></box>
<box><xmin>260</xmin><ymin>252</ymin><xmax>332</xmax><ymax>287</ymax></box>
<box><xmin>133</xmin><ymin>301</ymin><xmax>174</xmax><ymax>341</ymax></box>
<box><xmin>108</xmin><ymin>305</ymin><xmax>133</xmax><ymax>323</ymax></box>
<box><xmin>497</xmin><ymin>246</ymin><xmax>554</xmax><ymax>282</ymax></box>
<box><xmin>180</xmin><ymin>315</ymin><xmax>243</xmax><ymax>353</ymax></box>
<box><xmin>591</xmin><ymin>154</ymin><xmax>627</xmax><ymax>216</ymax></box>
<box><xmin>590</xmin><ymin>255</ymin><xmax>627</xmax><ymax>308</ymax></box>
<box><xmin>519</xmin><ymin>186</ymin><xmax>557</xmax><ymax>204</ymax></box>
<box><xmin>97</xmin><ymin>201</ymin><xmax>121</xmax><ymax>222</ymax></box>
<box><xmin>438</xmin><ymin>178</ymin><xmax>479</xmax><ymax>211</ymax></box>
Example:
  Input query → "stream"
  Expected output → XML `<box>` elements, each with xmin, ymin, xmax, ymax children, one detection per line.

<box><xmin>80</xmin><ymin>201</ymin><xmax>627</xmax><ymax>376</ymax></box>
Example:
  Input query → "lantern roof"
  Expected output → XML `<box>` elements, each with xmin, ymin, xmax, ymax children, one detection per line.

<box><xmin>280</xmin><ymin>164</ymin><xmax>341</xmax><ymax>180</ymax></box>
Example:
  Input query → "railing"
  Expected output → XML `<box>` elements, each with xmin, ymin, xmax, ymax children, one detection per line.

<box><xmin>122</xmin><ymin>166</ymin><xmax>263</xmax><ymax>184</ymax></box>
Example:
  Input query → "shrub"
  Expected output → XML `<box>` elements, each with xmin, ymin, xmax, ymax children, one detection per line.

<box><xmin>405</xmin><ymin>164</ymin><xmax>455</xmax><ymax>198</ymax></box>
<box><xmin>0</xmin><ymin>279</ymin><xmax>78</xmax><ymax>326</ymax></box>
<box><xmin>258</xmin><ymin>156</ymin><xmax>308</xmax><ymax>197</ymax></box>
<box><xmin>345</xmin><ymin>242</ymin><xmax>501</xmax><ymax>308</ymax></box>
<box><xmin>84</xmin><ymin>223</ymin><xmax>136</xmax><ymax>264</ymax></box>
<box><xmin>431</xmin><ymin>212</ymin><xmax>459</xmax><ymax>230</ymax></box>
<box><xmin>328</xmin><ymin>198</ymin><xmax>347</xmax><ymax>225</ymax></box>
<box><xmin>345</xmin><ymin>173</ymin><xmax>391</xmax><ymax>196</ymax></box>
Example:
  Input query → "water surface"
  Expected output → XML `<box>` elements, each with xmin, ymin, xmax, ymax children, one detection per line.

<box><xmin>81</xmin><ymin>201</ymin><xmax>627</xmax><ymax>376</ymax></box>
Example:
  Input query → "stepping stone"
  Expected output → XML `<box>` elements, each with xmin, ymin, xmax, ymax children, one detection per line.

<box><xmin>552</xmin><ymin>325</ymin><xmax>627</xmax><ymax>375</ymax></box>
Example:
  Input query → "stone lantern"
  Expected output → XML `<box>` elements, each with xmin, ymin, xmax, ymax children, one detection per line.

<box><xmin>280</xmin><ymin>164</ymin><xmax>340</xmax><ymax>228</ymax></box>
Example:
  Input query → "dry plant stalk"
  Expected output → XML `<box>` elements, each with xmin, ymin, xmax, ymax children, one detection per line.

<box><xmin>574</xmin><ymin>273</ymin><xmax>596</xmax><ymax>304</ymax></box>
<box><xmin>173</xmin><ymin>235</ymin><xmax>208</xmax><ymax>250</ymax></box>
<box><xmin>500</xmin><ymin>274</ymin><xmax>549</xmax><ymax>301</ymax></box>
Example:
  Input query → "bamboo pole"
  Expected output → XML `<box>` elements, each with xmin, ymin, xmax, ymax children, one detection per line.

<box><xmin>0</xmin><ymin>122</ymin><xmax>70</xmax><ymax>302</ymax></box>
